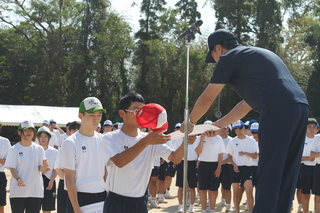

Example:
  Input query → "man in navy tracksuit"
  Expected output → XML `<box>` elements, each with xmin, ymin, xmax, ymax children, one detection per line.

<box><xmin>181</xmin><ymin>29</ymin><xmax>309</xmax><ymax>213</ymax></box>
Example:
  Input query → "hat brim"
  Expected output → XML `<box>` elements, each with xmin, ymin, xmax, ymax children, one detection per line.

<box><xmin>37</xmin><ymin>130</ymin><xmax>52</xmax><ymax>137</ymax></box>
<box><xmin>84</xmin><ymin>107</ymin><xmax>106</xmax><ymax>114</ymax></box>
<box><xmin>205</xmin><ymin>51</ymin><xmax>216</xmax><ymax>63</ymax></box>
<box><xmin>232</xmin><ymin>125</ymin><xmax>242</xmax><ymax>130</ymax></box>
<box><xmin>20</xmin><ymin>126</ymin><xmax>36</xmax><ymax>131</ymax></box>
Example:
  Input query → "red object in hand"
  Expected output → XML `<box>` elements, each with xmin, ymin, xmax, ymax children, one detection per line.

<box><xmin>136</xmin><ymin>103</ymin><xmax>168</xmax><ymax>132</ymax></box>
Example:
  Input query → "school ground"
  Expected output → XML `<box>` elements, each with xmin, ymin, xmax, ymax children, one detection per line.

<box><xmin>3</xmin><ymin>170</ymin><xmax>315</xmax><ymax>213</ymax></box>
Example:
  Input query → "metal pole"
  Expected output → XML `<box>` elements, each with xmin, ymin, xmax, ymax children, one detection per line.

<box><xmin>183</xmin><ymin>40</ymin><xmax>191</xmax><ymax>213</ymax></box>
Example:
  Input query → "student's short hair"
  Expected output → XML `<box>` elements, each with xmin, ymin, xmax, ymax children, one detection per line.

<box><xmin>118</xmin><ymin>92</ymin><xmax>145</xmax><ymax>110</ymax></box>
<box><xmin>68</xmin><ymin>121</ymin><xmax>81</xmax><ymax>131</ymax></box>
<box><xmin>307</xmin><ymin>118</ymin><xmax>318</xmax><ymax>126</ymax></box>
<box><xmin>212</xmin><ymin>39</ymin><xmax>238</xmax><ymax>51</ymax></box>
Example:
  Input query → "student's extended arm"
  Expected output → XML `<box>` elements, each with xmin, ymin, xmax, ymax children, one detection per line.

<box><xmin>65</xmin><ymin>168</ymin><xmax>82</xmax><ymax>213</ymax></box>
<box><xmin>110</xmin><ymin>130</ymin><xmax>171</xmax><ymax>168</ymax></box>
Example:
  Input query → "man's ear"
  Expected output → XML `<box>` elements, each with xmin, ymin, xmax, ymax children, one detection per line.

<box><xmin>78</xmin><ymin>112</ymin><xmax>83</xmax><ymax>119</ymax></box>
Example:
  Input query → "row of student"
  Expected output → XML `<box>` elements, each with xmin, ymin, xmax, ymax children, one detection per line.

<box><xmin>1</xmin><ymin>96</ymin><xmax>318</xmax><ymax>213</ymax></box>
<box><xmin>147</xmin><ymin>118</ymin><xmax>260</xmax><ymax>213</ymax></box>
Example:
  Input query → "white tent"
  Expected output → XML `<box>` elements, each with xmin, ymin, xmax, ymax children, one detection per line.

<box><xmin>0</xmin><ymin>104</ymin><xmax>80</xmax><ymax>126</ymax></box>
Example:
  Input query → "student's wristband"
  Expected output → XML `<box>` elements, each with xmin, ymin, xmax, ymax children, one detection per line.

<box><xmin>188</xmin><ymin>119</ymin><xmax>196</xmax><ymax>125</ymax></box>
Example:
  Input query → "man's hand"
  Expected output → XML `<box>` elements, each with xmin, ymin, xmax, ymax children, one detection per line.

<box><xmin>16</xmin><ymin>178</ymin><xmax>26</xmax><ymax>186</ymax></box>
<box><xmin>233</xmin><ymin>165</ymin><xmax>240</xmax><ymax>173</ymax></box>
<box><xmin>214</xmin><ymin>167</ymin><xmax>221</xmax><ymax>177</ymax></box>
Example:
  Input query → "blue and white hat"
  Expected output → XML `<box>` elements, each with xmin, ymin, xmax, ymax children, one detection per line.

<box><xmin>174</xmin><ymin>123</ymin><xmax>181</xmax><ymax>129</ymax></box>
<box><xmin>250</xmin><ymin>122</ymin><xmax>259</xmax><ymax>133</ymax></box>
<box><xmin>232</xmin><ymin>120</ymin><xmax>243</xmax><ymax>130</ymax></box>
<box><xmin>103</xmin><ymin>120</ymin><xmax>113</xmax><ymax>126</ymax></box>
<box><xmin>224</xmin><ymin>125</ymin><xmax>232</xmax><ymax>132</ymax></box>
<box><xmin>203</xmin><ymin>120</ymin><xmax>212</xmax><ymax>125</ymax></box>
<box><xmin>42</xmin><ymin>120</ymin><xmax>50</xmax><ymax>125</ymax></box>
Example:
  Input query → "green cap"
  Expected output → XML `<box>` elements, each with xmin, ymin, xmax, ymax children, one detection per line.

<box><xmin>37</xmin><ymin>126</ymin><xmax>52</xmax><ymax>137</ymax></box>
<box><xmin>18</xmin><ymin>121</ymin><xmax>36</xmax><ymax>130</ymax></box>
<box><xmin>79</xmin><ymin>97</ymin><xmax>106</xmax><ymax>113</ymax></box>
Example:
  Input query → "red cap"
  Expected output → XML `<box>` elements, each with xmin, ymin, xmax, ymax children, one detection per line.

<box><xmin>135</xmin><ymin>103</ymin><xmax>168</xmax><ymax>132</ymax></box>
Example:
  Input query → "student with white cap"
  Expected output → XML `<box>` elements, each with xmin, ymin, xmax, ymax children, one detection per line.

<box><xmin>37</xmin><ymin>126</ymin><xmax>59</xmax><ymax>213</ymax></box>
<box><xmin>103</xmin><ymin>120</ymin><xmax>113</xmax><ymax>134</ymax></box>
<box><xmin>195</xmin><ymin>120</ymin><xmax>225</xmax><ymax>213</ymax></box>
<box><xmin>219</xmin><ymin>125</ymin><xmax>233</xmax><ymax>212</ymax></box>
<box><xmin>0</xmin><ymin>132</ymin><xmax>11</xmax><ymax>213</ymax></box>
<box><xmin>5</xmin><ymin>121</ymin><xmax>49</xmax><ymax>213</ymax></box>
<box><xmin>59</xmin><ymin>97</ymin><xmax>119</xmax><ymax>213</ymax></box>
<box><xmin>226</xmin><ymin>120</ymin><xmax>258</xmax><ymax>213</ymax></box>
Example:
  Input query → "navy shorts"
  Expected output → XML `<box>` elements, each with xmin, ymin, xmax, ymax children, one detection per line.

<box><xmin>0</xmin><ymin>172</ymin><xmax>7</xmax><ymax>206</ymax></box>
<box><xmin>66</xmin><ymin>191</ymin><xmax>106</xmax><ymax>213</ymax></box>
<box><xmin>300</xmin><ymin>164</ymin><xmax>315</xmax><ymax>194</ymax></box>
<box><xmin>296</xmin><ymin>164</ymin><xmax>303</xmax><ymax>189</ymax></box>
<box><xmin>57</xmin><ymin>179</ymin><xmax>68</xmax><ymax>213</ymax></box>
<box><xmin>103</xmin><ymin>191</ymin><xmax>147</xmax><ymax>213</ymax></box>
<box><xmin>158</xmin><ymin>161</ymin><xmax>167</xmax><ymax>181</ymax></box>
<box><xmin>166</xmin><ymin>162</ymin><xmax>177</xmax><ymax>177</ymax></box>
<box><xmin>252</xmin><ymin>166</ymin><xmax>258</xmax><ymax>187</ymax></box>
<box><xmin>176</xmin><ymin>160</ymin><xmax>197</xmax><ymax>188</ymax></box>
<box><xmin>313</xmin><ymin>164</ymin><xmax>320</xmax><ymax>196</ymax></box>
<box><xmin>150</xmin><ymin>166</ymin><xmax>159</xmax><ymax>177</ymax></box>
<box><xmin>198</xmin><ymin>161</ymin><xmax>220</xmax><ymax>191</ymax></box>
<box><xmin>41</xmin><ymin>175</ymin><xmax>56</xmax><ymax>211</ymax></box>
<box><xmin>10</xmin><ymin>197</ymin><xmax>42</xmax><ymax>213</ymax></box>
<box><xmin>220</xmin><ymin>164</ymin><xmax>232</xmax><ymax>190</ymax></box>
<box><xmin>230</xmin><ymin>166</ymin><xmax>253</xmax><ymax>185</ymax></box>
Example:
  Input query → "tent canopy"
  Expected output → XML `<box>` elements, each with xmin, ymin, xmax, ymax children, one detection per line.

<box><xmin>0</xmin><ymin>104</ymin><xmax>80</xmax><ymax>126</ymax></box>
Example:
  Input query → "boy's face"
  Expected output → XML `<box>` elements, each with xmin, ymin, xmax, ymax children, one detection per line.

<box><xmin>220</xmin><ymin>127</ymin><xmax>230</xmax><ymax>137</ymax></box>
<box><xmin>306</xmin><ymin>123</ymin><xmax>318</xmax><ymax>136</ymax></box>
<box><xmin>121</xmin><ymin>101</ymin><xmax>144</xmax><ymax>127</ymax></box>
<box><xmin>79</xmin><ymin>110</ymin><xmax>102</xmax><ymax>131</ymax></box>
<box><xmin>234</xmin><ymin>127</ymin><xmax>245</xmax><ymax>137</ymax></box>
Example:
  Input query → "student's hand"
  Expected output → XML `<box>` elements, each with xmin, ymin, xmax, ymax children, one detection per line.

<box><xmin>46</xmin><ymin>180</ymin><xmax>53</xmax><ymax>190</ymax></box>
<box><xmin>214</xmin><ymin>167</ymin><xmax>221</xmax><ymax>177</ymax></box>
<box><xmin>186</xmin><ymin>135</ymin><xmax>197</xmax><ymax>145</ymax></box>
<box><xmin>233</xmin><ymin>165</ymin><xmax>240</xmax><ymax>173</ymax></box>
<box><xmin>239</xmin><ymin>151</ymin><xmax>245</xmax><ymax>156</ymax></box>
<box><xmin>16</xmin><ymin>178</ymin><xmax>26</xmax><ymax>186</ymax></box>
<box><xmin>143</xmin><ymin>130</ymin><xmax>171</xmax><ymax>145</ymax></box>
<box><xmin>172</xmin><ymin>163</ymin><xmax>177</xmax><ymax>168</ymax></box>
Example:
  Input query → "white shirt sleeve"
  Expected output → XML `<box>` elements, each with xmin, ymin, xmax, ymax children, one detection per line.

<box><xmin>4</xmin><ymin>146</ymin><xmax>16</xmax><ymax>169</ymax></box>
<box><xmin>58</xmin><ymin>140</ymin><xmax>76</xmax><ymax>170</ymax></box>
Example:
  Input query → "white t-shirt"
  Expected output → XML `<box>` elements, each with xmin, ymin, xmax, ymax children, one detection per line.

<box><xmin>0</xmin><ymin>136</ymin><xmax>11</xmax><ymax>172</ymax></box>
<box><xmin>55</xmin><ymin>133</ymin><xmax>70</xmax><ymax>149</ymax></box>
<box><xmin>226</xmin><ymin>136</ymin><xmax>259</xmax><ymax>166</ymax></box>
<box><xmin>252</xmin><ymin>142</ymin><xmax>259</xmax><ymax>166</ymax></box>
<box><xmin>302</xmin><ymin>136</ymin><xmax>317</xmax><ymax>166</ymax></box>
<box><xmin>104</xmin><ymin>129</ymin><xmax>173</xmax><ymax>197</ymax></box>
<box><xmin>221</xmin><ymin>136</ymin><xmax>233</xmax><ymax>163</ymax></box>
<box><xmin>52</xmin><ymin>129</ymin><xmax>61</xmax><ymax>139</ymax></box>
<box><xmin>5</xmin><ymin>142</ymin><xmax>45</xmax><ymax>198</ymax></box>
<box><xmin>44</xmin><ymin>146</ymin><xmax>59</xmax><ymax>179</ymax></box>
<box><xmin>58</xmin><ymin>131</ymin><xmax>119</xmax><ymax>193</ymax></box>
<box><xmin>170</xmin><ymin>137</ymin><xmax>200</xmax><ymax>161</ymax></box>
<box><xmin>198</xmin><ymin>135</ymin><xmax>225</xmax><ymax>162</ymax></box>
<box><xmin>311</xmin><ymin>135</ymin><xmax>320</xmax><ymax>164</ymax></box>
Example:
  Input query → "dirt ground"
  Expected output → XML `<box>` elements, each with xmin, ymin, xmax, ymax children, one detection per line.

<box><xmin>3</xmin><ymin>170</ymin><xmax>314</xmax><ymax>213</ymax></box>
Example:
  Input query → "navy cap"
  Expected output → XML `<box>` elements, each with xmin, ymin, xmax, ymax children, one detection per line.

<box><xmin>205</xmin><ymin>29</ymin><xmax>237</xmax><ymax>63</ymax></box>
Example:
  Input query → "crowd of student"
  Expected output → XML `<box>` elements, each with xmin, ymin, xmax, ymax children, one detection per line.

<box><xmin>0</xmin><ymin>93</ymin><xmax>319</xmax><ymax>213</ymax></box>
